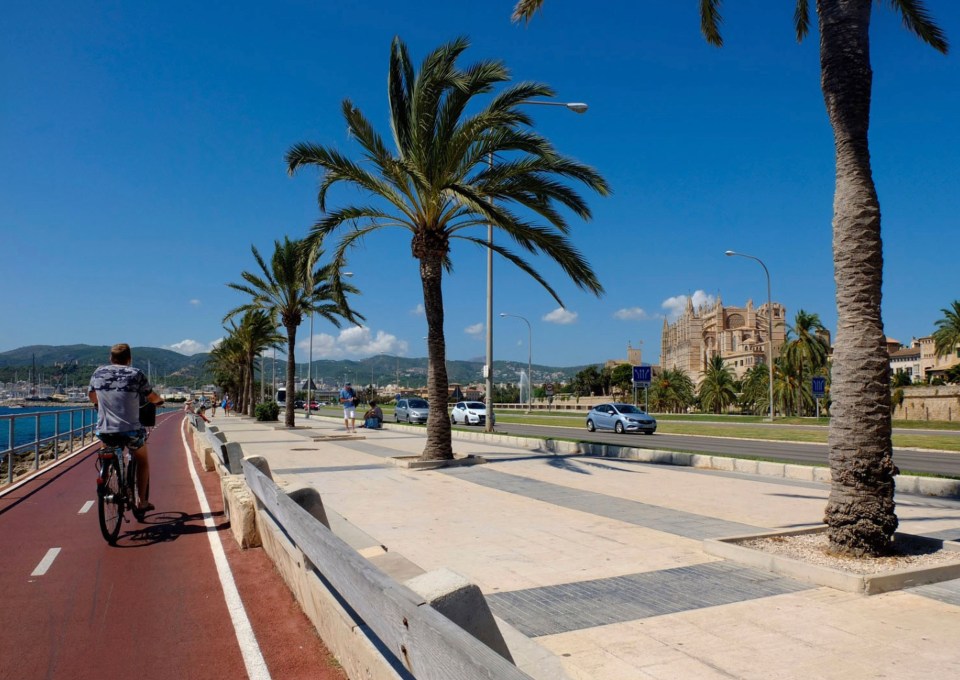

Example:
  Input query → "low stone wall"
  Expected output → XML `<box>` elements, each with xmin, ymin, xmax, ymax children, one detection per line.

<box><xmin>894</xmin><ymin>385</ymin><xmax>960</xmax><ymax>422</ymax></box>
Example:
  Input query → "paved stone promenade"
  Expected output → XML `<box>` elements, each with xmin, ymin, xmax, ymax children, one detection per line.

<box><xmin>209</xmin><ymin>414</ymin><xmax>960</xmax><ymax>680</ymax></box>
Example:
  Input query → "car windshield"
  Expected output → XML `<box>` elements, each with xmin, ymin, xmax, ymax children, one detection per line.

<box><xmin>408</xmin><ymin>399</ymin><xmax>428</xmax><ymax>408</ymax></box>
<box><xmin>614</xmin><ymin>404</ymin><xmax>644</xmax><ymax>414</ymax></box>
<box><xmin>465</xmin><ymin>402</ymin><xmax>485</xmax><ymax>409</ymax></box>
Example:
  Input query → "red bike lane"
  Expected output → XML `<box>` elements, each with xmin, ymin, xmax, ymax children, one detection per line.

<box><xmin>0</xmin><ymin>412</ymin><xmax>345</xmax><ymax>680</ymax></box>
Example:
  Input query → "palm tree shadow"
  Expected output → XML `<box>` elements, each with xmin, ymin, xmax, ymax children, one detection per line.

<box><xmin>113</xmin><ymin>509</ymin><xmax>228</xmax><ymax>548</ymax></box>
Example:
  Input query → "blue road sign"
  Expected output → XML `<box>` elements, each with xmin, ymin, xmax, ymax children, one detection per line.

<box><xmin>633</xmin><ymin>365</ymin><xmax>652</xmax><ymax>385</ymax></box>
<box><xmin>812</xmin><ymin>377</ymin><xmax>826</xmax><ymax>397</ymax></box>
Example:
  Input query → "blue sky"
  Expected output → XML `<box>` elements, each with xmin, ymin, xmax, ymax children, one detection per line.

<box><xmin>2</xmin><ymin>1</ymin><xmax>958</xmax><ymax>370</ymax></box>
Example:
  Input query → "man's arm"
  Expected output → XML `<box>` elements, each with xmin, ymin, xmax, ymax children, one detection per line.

<box><xmin>88</xmin><ymin>390</ymin><xmax>99</xmax><ymax>406</ymax></box>
<box><xmin>147</xmin><ymin>391</ymin><xmax>163</xmax><ymax>405</ymax></box>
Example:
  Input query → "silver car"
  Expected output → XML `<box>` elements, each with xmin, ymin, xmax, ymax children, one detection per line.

<box><xmin>450</xmin><ymin>401</ymin><xmax>495</xmax><ymax>426</ymax></box>
<box><xmin>395</xmin><ymin>398</ymin><xmax>429</xmax><ymax>424</ymax></box>
<box><xmin>586</xmin><ymin>403</ymin><xmax>657</xmax><ymax>435</ymax></box>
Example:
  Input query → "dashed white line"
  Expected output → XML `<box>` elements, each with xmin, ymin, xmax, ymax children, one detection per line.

<box><xmin>79</xmin><ymin>500</ymin><xmax>94</xmax><ymax>514</ymax></box>
<box><xmin>31</xmin><ymin>548</ymin><xmax>61</xmax><ymax>576</ymax></box>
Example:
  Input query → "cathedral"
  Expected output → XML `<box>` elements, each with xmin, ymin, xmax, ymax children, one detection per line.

<box><xmin>660</xmin><ymin>296</ymin><xmax>787</xmax><ymax>384</ymax></box>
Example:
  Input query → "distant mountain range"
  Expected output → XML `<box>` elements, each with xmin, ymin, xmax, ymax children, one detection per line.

<box><xmin>0</xmin><ymin>344</ymin><xmax>592</xmax><ymax>388</ymax></box>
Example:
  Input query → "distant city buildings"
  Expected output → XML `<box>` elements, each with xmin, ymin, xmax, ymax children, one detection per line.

<box><xmin>887</xmin><ymin>337</ymin><xmax>960</xmax><ymax>383</ymax></box>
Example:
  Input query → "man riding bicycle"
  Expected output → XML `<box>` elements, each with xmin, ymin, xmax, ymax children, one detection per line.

<box><xmin>88</xmin><ymin>343</ymin><xmax>164</xmax><ymax>514</ymax></box>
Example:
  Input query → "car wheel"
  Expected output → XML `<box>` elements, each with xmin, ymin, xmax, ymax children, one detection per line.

<box><xmin>586</xmin><ymin>419</ymin><xmax>595</xmax><ymax>432</ymax></box>
<box><xmin>395</xmin><ymin>413</ymin><xmax>400</xmax><ymax>423</ymax></box>
<box><xmin>450</xmin><ymin>414</ymin><xmax>456</xmax><ymax>425</ymax></box>
<box><xmin>615</xmin><ymin>421</ymin><xmax>625</xmax><ymax>434</ymax></box>
<box><xmin>644</xmin><ymin>431</ymin><xmax>654</xmax><ymax>435</ymax></box>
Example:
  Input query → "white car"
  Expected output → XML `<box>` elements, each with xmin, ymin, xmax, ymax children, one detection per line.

<box><xmin>450</xmin><ymin>401</ymin><xmax>495</xmax><ymax>426</ymax></box>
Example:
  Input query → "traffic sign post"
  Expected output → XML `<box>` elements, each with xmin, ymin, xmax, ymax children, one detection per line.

<box><xmin>632</xmin><ymin>366</ymin><xmax>652</xmax><ymax>410</ymax></box>
<box><xmin>812</xmin><ymin>377</ymin><xmax>826</xmax><ymax>419</ymax></box>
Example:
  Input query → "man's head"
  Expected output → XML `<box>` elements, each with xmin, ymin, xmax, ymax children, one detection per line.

<box><xmin>345</xmin><ymin>382</ymin><xmax>351</xmax><ymax>388</ymax></box>
<box><xmin>110</xmin><ymin>343</ymin><xmax>132</xmax><ymax>365</ymax></box>
<box><xmin>370</xmin><ymin>400</ymin><xmax>377</xmax><ymax>407</ymax></box>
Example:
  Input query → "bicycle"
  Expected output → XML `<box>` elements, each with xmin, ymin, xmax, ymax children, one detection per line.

<box><xmin>94</xmin><ymin>401</ymin><xmax>159</xmax><ymax>544</ymax></box>
<box><xmin>95</xmin><ymin>431</ymin><xmax>150</xmax><ymax>544</ymax></box>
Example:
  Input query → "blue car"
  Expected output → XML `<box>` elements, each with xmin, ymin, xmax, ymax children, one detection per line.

<box><xmin>586</xmin><ymin>403</ymin><xmax>657</xmax><ymax>435</ymax></box>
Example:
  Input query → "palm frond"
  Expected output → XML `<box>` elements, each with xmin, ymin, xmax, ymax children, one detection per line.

<box><xmin>511</xmin><ymin>0</ymin><xmax>545</xmax><ymax>23</ymax></box>
<box><xmin>389</xmin><ymin>36</ymin><xmax>415</xmax><ymax>157</ymax></box>
<box><xmin>700</xmin><ymin>0</ymin><xmax>724</xmax><ymax>47</ymax></box>
<box><xmin>454</xmin><ymin>233</ymin><xmax>565</xmax><ymax>305</ymax></box>
<box><xmin>886</xmin><ymin>0</ymin><xmax>948</xmax><ymax>53</ymax></box>
<box><xmin>794</xmin><ymin>0</ymin><xmax>811</xmax><ymax>42</ymax></box>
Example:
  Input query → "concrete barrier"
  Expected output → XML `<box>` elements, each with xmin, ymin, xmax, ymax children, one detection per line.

<box><xmin>405</xmin><ymin>568</ymin><xmax>513</xmax><ymax>663</ymax></box>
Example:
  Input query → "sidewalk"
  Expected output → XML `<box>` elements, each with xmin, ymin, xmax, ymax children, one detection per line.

<box><xmin>209</xmin><ymin>413</ymin><xmax>960</xmax><ymax>680</ymax></box>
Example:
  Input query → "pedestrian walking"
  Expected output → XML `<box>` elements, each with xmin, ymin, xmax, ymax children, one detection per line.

<box><xmin>339</xmin><ymin>382</ymin><xmax>358</xmax><ymax>432</ymax></box>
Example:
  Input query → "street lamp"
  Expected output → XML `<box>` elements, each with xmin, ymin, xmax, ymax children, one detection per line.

<box><xmin>500</xmin><ymin>313</ymin><xmax>533</xmax><ymax>413</ymax></box>
<box><xmin>484</xmin><ymin>99</ymin><xmax>588</xmax><ymax>432</ymax></box>
<box><xmin>725</xmin><ymin>250</ymin><xmax>775</xmax><ymax>422</ymax></box>
<box><xmin>307</xmin><ymin>271</ymin><xmax>352</xmax><ymax>417</ymax></box>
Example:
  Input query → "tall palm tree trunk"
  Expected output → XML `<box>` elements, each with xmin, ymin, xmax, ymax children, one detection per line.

<box><xmin>284</xmin><ymin>327</ymin><xmax>297</xmax><ymax>428</ymax></box>
<box><xmin>419</xmin><ymin>254</ymin><xmax>454</xmax><ymax>460</ymax></box>
<box><xmin>820</xmin><ymin>0</ymin><xmax>897</xmax><ymax>556</ymax></box>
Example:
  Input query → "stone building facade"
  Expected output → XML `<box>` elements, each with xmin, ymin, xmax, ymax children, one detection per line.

<box><xmin>660</xmin><ymin>296</ymin><xmax>787</xmax><ymax>384</ymax></box>
<box><xmin>887</xmin><ymin>336</ymin><xmax>960</xmax><ymax>383</ymax></box>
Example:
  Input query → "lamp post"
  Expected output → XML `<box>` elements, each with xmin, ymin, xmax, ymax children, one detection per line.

<box><xmin>725</xmin><ymin>250</ymin><xmax>775</xmax><ymax>422</ymax></box>
<box><xmin>500</xmin><ymin>313</ymin><xmax>532</xmax><ymax>413</ymax></box>
<box><xmin>308</xmin><ymin>271</ymin><xmax>353</xmax><ymax>417</ymax></box>
<box><xmin>484</xmin><ymin>99</ymin><xmax>588</xmax><ymax>432</ymax></box>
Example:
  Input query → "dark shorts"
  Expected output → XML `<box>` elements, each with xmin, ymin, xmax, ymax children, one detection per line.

<box><xmin>97</xmin><ymin>429</ymin><xmax>147</xmax><ymax>451</ymax></box>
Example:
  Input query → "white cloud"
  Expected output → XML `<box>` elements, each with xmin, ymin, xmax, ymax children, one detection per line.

<box><xmin>165</xmin><ymin>338</ymin><xmax>218</xmax><ymax>355</ymax></box>
<box><xmin>543</xmin><ymin>308</ymin><xmax>577</xmax><ymax>325</ymax></box>
<box><xmin>297</xmin><ymin>326</ymin><xmax>409</xmax><ymax>359</ymax></box>
<box><xmin>661</xmin><ymin>290</ymin><xmax>716</xmax><ymax>321</ymax></box>
<box><xmin>614</xmin><ymin>307</ymin><xmax>656</xmax><ymax>321</ymax></box>
<box><xmin>189</xmin><ymin>299</ymin><xmax>201</xmax><ymax>307</ymax></box>
<box><xmin>410</xmin><ymin>303</ymin><xmax>424</xmax><ymax>316</ymax></box>
<box><xmin>464</xmin><ymin>323</ymin><xmax>484</xmax><ymax>338</ymax></box>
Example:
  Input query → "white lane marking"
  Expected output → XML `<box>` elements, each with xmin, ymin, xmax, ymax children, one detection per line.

<box><xmin>31</xmin><ymin>548</ymin><xmax>62</xmax><ymax>576</ymax></box>
<box><xmin>179</xmin><ymin>419</ymin><xmax>271</xmax><ymax>680</ymax></box>
<box><xmin>79</xmin><ymin>500</ymin><xmax>94</xmax><ymax>514</ymax></box>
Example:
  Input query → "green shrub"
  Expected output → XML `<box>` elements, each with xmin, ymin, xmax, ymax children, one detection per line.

<box><xmin>255</xmin><ymin>399</ymin><xmax>280</xmax><ymax>422</ymax></box>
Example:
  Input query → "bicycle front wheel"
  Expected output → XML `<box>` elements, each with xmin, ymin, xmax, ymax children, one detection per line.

<box><xmin>98</xmin><ymin>456</ymin><xmax>124</xmax><ymax>544</ymax></box>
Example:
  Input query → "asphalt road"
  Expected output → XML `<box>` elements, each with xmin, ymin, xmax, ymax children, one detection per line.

<box><xmin>491</xmin><ymin>422</ymin><xmax>960</xmax><ymax>477</ymax></box>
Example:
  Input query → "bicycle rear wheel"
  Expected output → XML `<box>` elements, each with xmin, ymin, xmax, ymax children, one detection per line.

<box><xmin>127</xmin><ymin>457</ymin><xmax>144</xmax><ymax>521</ymax></box>
<box><xmin>98</xmin><ymin>455</ymin><xmax>124</xmax><ymax>544</ymax></box>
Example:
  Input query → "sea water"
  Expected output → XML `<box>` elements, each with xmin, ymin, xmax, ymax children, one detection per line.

<box><xmin>0</xmin><ymin>405</ymin><xmax>98</xmax><ymax>453</ymax></box>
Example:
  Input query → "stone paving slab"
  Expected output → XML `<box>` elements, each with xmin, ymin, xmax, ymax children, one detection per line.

<box><xmin>486</xmin><ymin>562</ymin><xmax>811</xmax><ymax>637</ymax></box>
<box><xmin>441</xmin><ymin>466</ymin><xmax>761</xmax><ymax>540</ymax></box>
<box><xmin>207</xmin><ymin>415</ymin><xmax>960</xmax><ymax>680</ymax></box>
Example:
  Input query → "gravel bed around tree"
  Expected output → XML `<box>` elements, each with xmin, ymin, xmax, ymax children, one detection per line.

<box><xmin>738</xmin><ymin>532</ymin><xmax>960</xmax><ymax>575</ymax></box>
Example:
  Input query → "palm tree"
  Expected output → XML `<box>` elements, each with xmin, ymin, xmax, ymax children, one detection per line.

<box><xmin>225</xmin><ymin>238</ymin><xmax>359</xmax><ymax>427</ymax></box>
<box><xmin>782</xmin><ymin>310</ymin><xmax>830</xmax><ymax>415</ymax></box>
<box><xmin>224</xmin><ymin>310</ymin><xmax>284</xmax><ymax>417</ymax></box>
<box><xmin>650</xmin><ymin>368</ymin><xmax>696</xmax><ymax>414</ymax></box>
<box><xmin>932</xmin><ymin>301</ymin><xmax>960</xmax><ymax>360</ymax></box>
<box><xmin>739</xmin><ymin>363</ymin><xmax>769</xmax><ymax>416</ymax></box>
<box><xmin>208</xmin><ymin>335</ymin><xmax>245</xmax><ymax>406</ymax></box>
<box><xmin>698</xmin><ymin>355</ymin><xmax>738</xmax><ymax>414</ymax></box>
<box><xmin>513</xmin><ymin>0</ymin><xmax>948</xmax><ymax>557</ymax></box>
<box><xmin>286</xmin><ymin>37</ymin><xmax>609</xmax><ymax>461</ymax></box>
